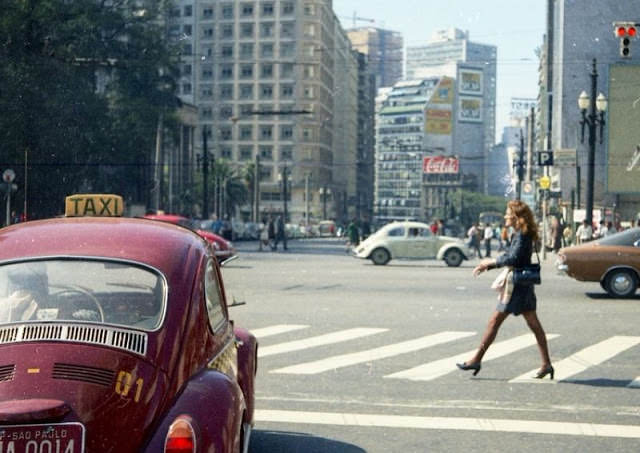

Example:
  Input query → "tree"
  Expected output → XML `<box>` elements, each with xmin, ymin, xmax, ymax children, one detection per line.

<box><xmin>0</xmin><ymin>0</ymin><xmax>178</xmax><ymax>219</ymax></box>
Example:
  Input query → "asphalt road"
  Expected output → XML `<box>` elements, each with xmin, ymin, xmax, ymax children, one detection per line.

<box><xmin>222</xmin><ymin>238</ymin><xmax>640</xmax><ymax>453</ymax></box>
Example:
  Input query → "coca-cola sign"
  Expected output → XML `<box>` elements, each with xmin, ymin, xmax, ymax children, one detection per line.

<box><xmin>423</xmin><ymin>156</ymin><xmax>459</xmax><ymax>174</ymax></box>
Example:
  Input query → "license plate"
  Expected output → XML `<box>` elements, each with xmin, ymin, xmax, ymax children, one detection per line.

<box><xmin>0</xmin><ymin>423</ymin><xmax>84</xmax><ymax>453</ymax></box>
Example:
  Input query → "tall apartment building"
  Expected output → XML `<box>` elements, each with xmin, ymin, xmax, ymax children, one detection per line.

<box><xmin>170</xmin><ymin>0</ymin><xmax>361</xmax><ymax>223</ymax></box>
<box><xmin>346</xmin><ymin>27</ymin><xmax>404</xmax><ymax>89</ymax></box>
<box><xmin>407</xmin><ymin>28</ymin><xmax>497</xmax><ymax>194</ymax></box>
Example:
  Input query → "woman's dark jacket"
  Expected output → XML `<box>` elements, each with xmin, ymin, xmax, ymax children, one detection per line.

<box><xmin>495</xmin><ymin>231</ymin><xmax>537</xmax><ymax>314</ymax></box>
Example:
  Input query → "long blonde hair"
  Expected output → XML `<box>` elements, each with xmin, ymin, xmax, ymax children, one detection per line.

<box><xmin>508</xmin><ymin>200</ymin><xmax>539</xmax><ymax>242</ymax></box>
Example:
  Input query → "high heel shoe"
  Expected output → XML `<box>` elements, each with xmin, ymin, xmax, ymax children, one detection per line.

<box><xmin>456</xmin><ymin>362</ymin><xmax>481</xmax><ymax>376</ymax></box>
<box><xmin>533</xmin><ymin>365</ymin><xmax>554</xmax><ymax>380</ymax></box>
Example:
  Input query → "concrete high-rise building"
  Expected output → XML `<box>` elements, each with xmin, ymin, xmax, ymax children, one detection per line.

<box><xmin>540</xmin><ymin>0</ymin><xmax>640</xmax><ymax>222</ymax></box>
<box><xmin>407</xmin><ymin>28</ymin><xmax>497</xmax><ymax>194</ymax></box>
<box><xmin>169</xmin><ymin>0</ymin><xmax>361</xmax><ymax>224</ymax></box>
<box><xmin>346</xmin><ymin>27</ymin><xmax>404</xmax><ymax>89</ymax></box>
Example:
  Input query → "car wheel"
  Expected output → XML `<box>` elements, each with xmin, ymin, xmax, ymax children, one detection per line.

<box><xmin>604</xmin><ymin>269</ymin><xmax>638</xmax><ymax>298</ymax></box>
<box><xmin>444</xmin><ymin>248</ymin><xmax>463</xmax><ymax>267</ymax></box>
<box><xmin>370</xmin><ymin>248</ymin><xmax>390</xmax><ymax>265</ymax></box>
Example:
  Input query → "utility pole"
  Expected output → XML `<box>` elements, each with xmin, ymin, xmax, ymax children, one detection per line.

<box><xmin>304</xmin><ymin>172</ymin><xmax>310</xmax><ymax>227</ymax></box>
<box><xmin>516</xmin><ymin>129</ymin><xmax>525</xmax><ymax>201</ymax></box>
<box><xmin>254</xmin><ymin>155</ymin><xmax>260</xmax><ymax>223</ymax></box>
<box><xmin>202</xmin><ymin>127</ymin><xmax>209</xmax><ymax>219</ymax></box>
<box><xmin>281</xmin><ymin>165</ymin><xmax>289</xmax><ymax>250</ymax></box>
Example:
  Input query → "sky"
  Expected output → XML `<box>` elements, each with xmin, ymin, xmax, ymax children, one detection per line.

<box><xmin>333</xmin><ymin>0</ymin><xmax>547</xmax><ymax>141</ymax></box>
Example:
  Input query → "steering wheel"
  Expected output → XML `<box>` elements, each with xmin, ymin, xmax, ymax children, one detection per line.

<box><xmin>53</xmin><ymin>286</ymin><xmax>105</xmax><ymax>323</ymax></box>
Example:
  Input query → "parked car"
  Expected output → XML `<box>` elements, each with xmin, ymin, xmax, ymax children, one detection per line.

<box><xmin>317</xmin><ymin>220</ymin><xmax>337</xmax><ymax>237</ymax></box>
<box><xmin>145</xmin><ymin>213</ymin><xmax>237</xmax><ymax>264</ymax></box>
<box><xmin>353</xmin><ymin>221</ymin><xmax>471</xmax><ymax>266</ymax></box>
<box><xmin>557</xmin><ymin>227</ymin><xmax>640</xmax><ymax>297</ymax></box>
<box><xmin>0</xmin><ymin>194</ymin><xmax>257</xmax><ymax>452</ymax></box>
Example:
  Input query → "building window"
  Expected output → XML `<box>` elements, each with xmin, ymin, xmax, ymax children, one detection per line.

<box><xmin>182</xmin><ymin>64</ymin><xmax>192</xmax><ymax>76</ymax></box>
<box><xmin>219</xmin><ymin>127</ymin><xmax>232</xmax><ymax>141</ymax></box>
<box><xmin>280</xmin><ymin>42</ymin><xmax>295</xmax><ymax>57</ymax></box>
<box><xmin>304</xmin><ymin>86</ymin><xmax>314</xmax><ymax>99</ymax></box>
<box><xmin>303</xmin><ymin>65</ymin><xmax>315</xmax><ymax>79</ymax></box>
<box><xmin>221</xmin><ymin>4</ymin><xmax>234</xmax><ymax>19</ymax></box>
<box><xmin>219</xmin><ymin>85</ymin><xmax>233</xmax><ymax>100</ymax></box>
<box><xmin>240</xmin><ymin>104</ymin><xmax>254</xmax><ymax>116</ymax></box>
<box><xmin>302</xmin><ymin>127</ymin><xmax>312</xmax><ymax>141</ymax></box>
<box><xmin>239</xmin><ymin>84</ymin><xmax>253</xmax><ymax>99</ymax></box>
<box><xmin>201</xmin><ymin>65</ymin><xmax>213</xmax><ymax>79</ymax></box>
<box><xmin>280</xmin><ymin>84</ymin><xmax>294</xmax><ymax>98</ymax></box>
<box><xmin>304</xmin><ymin>23</ymin><xmax>316</xmax><ymax>37</ymax></box>
<box><xmin>259</xmin><ymin>167</ymin><xmax>273</xmax><ymax>181</ymax></box>
<box><xmin>170</xmin><ymin>7</ymin><xmax>180</xmax><ymax>17</ymax></box>
<box><xmin>260</xmin><ymin>84</ymin><xmax>273</xmax><ymax>99</ymax></box>
<box><xmin>259</xmin><ymin>145</ymin><xmax>273</xmax><ymax>160</ymax></box>
<box><xmin>219</xmin><ymin>105</ymin><xmax>233</xmax><ymax>119</ymax></box>
<box><xmin>262</xmin><ymin>3</ymin><xmax>274</xmax><ymax>16</ymax></box>
<box><xmin>202</xmin><ymin>27</ymin><xmax>214</xmax><ymax>39</ymax></box>
<box><xmin>281</xmin><ymin>63</ymin><xmax>294</xmax><ymax>78</ymax></box>
<box><xmin>258</xmin><ymin>104</ymin><xmax>273</xmax><ymax>118</ymax></box>
<box><xmin>261</xmin><ymin>43</ymin><xmax>274</xmax><ymax>58</ymax></box>
<box><xmin>261</xmin><ymin>64</ymin><xmax>273</xmax><ymax>78</ymax></box>
<box><xmin>280</xmin><ymin>146</ymin><xmax>293</xmax><ymax>160</ymax></box>
<box><xmin>240</xmin><ymin>64</ymin><xmax>254</xmax><ymax>78</ymax></box>
<box><xmin>221</xmin><ymin>146</ymin><xmax>232</xmax><ymax>158</ymax></box>
<box><xmin>202</xmin><ymin>7</ymin><xmax>213</xmax><ymax>18</ymax></box>
<box><xmin>182</xmin><ymin>83</ymin><xmax>192</xmax><ymax>94</ymax></box>
<box><xmin>241</xmin><ymin>3</ymin><xmax>254</xmax><ymax>16</ymax></box>
<box><xmin>281</xmin><ymin>22</ymin><xmax>295</xmax><ymax>38</ymax></box>
<box><xmin>184</xmin><ymin>5</ymin><xmax>193</xmax><ymax>17</ymax></box>
<box><xmin>304</xmin><ymin>4</ymin><xmax>315</xmax><ymax>16</ymax></box>
<box><xmin>240</xmin><ymin>43</ymin><xmax>254</xmax><ymax>58</ymax></box>
<box><xmin>221</xmin><ymin>45</ymin><xmax>233</xmax><ymax>58</ymax></box>
<box><xmin>260</xmin><ymin>22</ymin><xmax>274</xmax><ymax>38</ymax></box>
<box><xmin>239</xmin><ymin>125</ymin><xmax>253</xmax><ymax>140</ymax></box>
<box><xmin>240</xmin><ymin>23</ymin><xmax>254</xmax><ymax>38</ymax></box>
<box><xmin>183</xmin><ymin>24</ymin><xmax>192</xmax><ymax>36</ymax></box>
<box><xmin>260</xmin><ymin>126</ymin><xmax>273</xmax><ymax>140</ymax></box>
<box><xmin>221</xmin><ymin>24</ymin><xmax>233</xmax><ymax>39</ymax></box>
<box><xmin>280</xmin><ymin>125</ymin><xmax>293</xmax><ymax>140</ymax></box>
<box><xmin>182</xmin><ymin>43</ymin><xmax>193</xmax><ymax>55</ymax></box>
<box><xmin>240</xmin><ymin>146</ymin><xmax>253</xmax><ymax>160</ymax></box>
<box><xmin>281</xmin><ymin>2</ymin><xmax>294</xmax><ymax>15</ymax></box>
<box><xmin>200</xmin><ymin>107</ymin><xmax>212</xmax><ymax>119</ymax></box>
<box><xmin>200</xmin><ymin>85</ymin><xmax>213</xmax><ymax>99</ymax></box>
<box><xmin>220</xmin><ymin>65</ymin><xmax>233</xmax><ymax>79</ymax></box>
<box><xmin>304</xmin><ymin>44</ymin><xmax>315</xmax><ymax>58</ymax></box>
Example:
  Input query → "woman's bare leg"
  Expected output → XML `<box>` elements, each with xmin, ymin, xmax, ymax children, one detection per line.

<box><xmin>468</xmin><ymin>311</ymin><xmax>509</xmax><ymax>364</ymax></box>
<box><xmin>522</xmin><ymin>310</ymin><xmax>552</xmax><ymax>368</ymax></box>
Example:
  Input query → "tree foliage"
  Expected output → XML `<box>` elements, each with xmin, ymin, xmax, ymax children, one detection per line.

<box><xmin>0</xmin><ymin>0</ymin><xmax>178</xmax><ymax>219</ymax></box>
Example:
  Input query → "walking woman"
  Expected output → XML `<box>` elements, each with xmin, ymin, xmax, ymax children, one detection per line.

<box><xmin>456</xmin><ymin>200</ymin><xmax>554</xmax><ymax>379</ymax></box>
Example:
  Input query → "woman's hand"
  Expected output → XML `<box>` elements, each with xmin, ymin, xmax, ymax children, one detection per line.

<box><xmin>473</xmin><ymin>258</ymin><xmax>496</xmax><ymax>277</ymax></box>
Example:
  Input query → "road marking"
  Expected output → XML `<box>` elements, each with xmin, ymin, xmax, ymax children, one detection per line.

<box><xmin>387</xmin><ymin>333</ymin><xmax>559</xmax><ymax>381</ymax></box>
<box><xmin>271</xmin><ymin>331</ymin><xmax>475</xmax><ymax>375</ymax></box>
<box><xmin>250</xmin><ymin>324</ymin><xmax>309</xmax><ymax>338</ymax></box>
<box><xmin>259</xmin><ymin>328</ymin><xmax>388</xmax><ymax>358</ymax></box>
<box><xmin>510</xmin><ymin>336</ymin><xmax>640</xmax><ymax>383</ymax></box>
<box><xmin>255</xmin><ymin>409</ymin><xmax>640</xmax><ymax>438</ymax></box>
<box><xmin>628</xmin><ymin>377</ymin><xmax>640</xmax><ymax>388</ymax></box>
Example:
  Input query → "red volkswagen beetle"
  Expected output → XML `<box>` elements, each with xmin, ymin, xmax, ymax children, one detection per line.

<box><xmin>143</xmin><ymin>213</ymin><xmax>237</xmax><ymax>264</ymax></box>
<box><xmin>0</xmin><ymin>195</ymin><xmax>257</xmax><ymax>452</ymax></box>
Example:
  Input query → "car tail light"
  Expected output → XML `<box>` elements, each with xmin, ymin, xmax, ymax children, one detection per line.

<box><xmin>165</xmin><ymin>418</ymin><xmax>196</xmax><ymax>453</ymax></box>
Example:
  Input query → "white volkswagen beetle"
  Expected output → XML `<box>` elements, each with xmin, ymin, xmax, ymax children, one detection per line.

<box><xmin>353</xmin><ymin>221</ymin><xmax>471</xmax><ymax>267</ymax></box>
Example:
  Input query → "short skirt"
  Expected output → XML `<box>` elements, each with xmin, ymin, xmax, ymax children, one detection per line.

<box><xmin>496</xmin><ymin>284</ymin><xmax>537</xmax><ymax>316</ymax></box>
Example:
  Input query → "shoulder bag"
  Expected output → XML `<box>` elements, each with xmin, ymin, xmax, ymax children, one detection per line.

<box><xmin>512</xmin><ymin>243</ymin><xmax>541</xmax><ymax>286</ymax></box>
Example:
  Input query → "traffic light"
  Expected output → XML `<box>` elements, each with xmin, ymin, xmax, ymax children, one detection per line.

<box><xmin>614</xmin><ymin>22</ymin><xmax>636</xmax><ymax>58</ymax></box>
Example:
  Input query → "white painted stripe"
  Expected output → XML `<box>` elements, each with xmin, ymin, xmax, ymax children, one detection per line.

<box><xmin>511</xmin><ymin>336</ymin><xmax>640</xmax><ymax>383</ymax></box>
<box><xmin>271</xmin><ymin>331</ymin><xmax>475</xmax><ymax>375</ymax></box>
<box><xmin>259</xmin><ymin>328</ymin><xmax>388</xmax><ymax>358</ymax></box>
<box><xmin>387</xmin><ymin>333</ymin><xmax>559</xmax><ymax>381</ymax></box>
<box><xmin>250</xmin><ymin>324</ymin><xmax>309</xmax><ymax>339</ymax></box>
<box><xmin>628</xmin><ymin>376</ymin><xmax>640</xmax><ymax>388</ymax></box>
<box><xmin>255</xmin><ymin>409</ymin><xmax>640</xmax><ymax>438</ymax></box>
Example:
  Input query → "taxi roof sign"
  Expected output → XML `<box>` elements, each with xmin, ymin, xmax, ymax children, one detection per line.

<box><xmin>65</xmin><ymin>194</ymin><xmax>124</xmax><ymax>217</ymax></box>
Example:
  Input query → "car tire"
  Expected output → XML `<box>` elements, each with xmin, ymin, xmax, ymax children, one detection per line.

<box><xmin>444</xmin><ymin>248</ymin><xmax>464</xmax><ymax>267</ymax></box>
<box><xmin>604</xmin><ymin>269</ymin><xmax>638</xmax><ymax>298</ymax></box>
<box><xmin>370</xmin><ymin>248</ymin><xmax>390</xmax><ymax>265</ymax></box>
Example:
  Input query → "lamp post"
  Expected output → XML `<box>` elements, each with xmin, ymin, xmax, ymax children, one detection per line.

<box><xmin>578</xmin><ymin>59</ymin><xmax>607</xmax><ymax>227</ymax></box>
<box><xmin>278</xmin><ymin>166</ymin><xmax>290</xmax><ymax>250</ymax></box>
<box><xmin>319</xmin><ymin>186</ymin><xmax>331</xmax><ymax>220</ymax></box>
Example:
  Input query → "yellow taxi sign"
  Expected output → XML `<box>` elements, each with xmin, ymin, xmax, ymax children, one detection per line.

<box><xmin>65</xmin><ymin>194</ymin><xmax>124</xmax><ymax>217</ymax></box>
<box><xmin>539</xmin><ymin>176</ymin><xmax>551</xmax><ymax>190</ymax></box>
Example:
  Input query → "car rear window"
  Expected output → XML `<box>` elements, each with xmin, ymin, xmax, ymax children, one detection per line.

<box><xmin>0</xmin><ymin>259</ymin><xmax>165</xmax><ymax>330</ymax></box>
<box><xmin>595</xmin><ymin>227</ymin><xmax>640</xmax><ymax>246</ymax></box>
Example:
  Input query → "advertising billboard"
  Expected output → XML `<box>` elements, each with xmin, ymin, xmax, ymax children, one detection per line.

<box><xmin>459</xmin><ymin>69</ymin><xmax>483</xmax><ymax>95</ymax></box>
<box><xmin>425</xmin><ymin>109</ymin><xmax>452</xmax><ymax>135</ymax></box>
<box><xmin>430</xmin><ymin>77</ymin><xmax>454</xmax><ymax>104</ymax></box>
<box><xmin>423</xmin><ymin>156</ymin><xmax>459</xmax><ymax>174</ymax></box>
<box><xmin>607</xmin><ymin>65</ymin><xmax>640</xmax><ymax>194</ymax></box>
<box><xmin>458</xmin><ymin>96</ymin><xmax>482</xmax><ymax>122</ymax></box>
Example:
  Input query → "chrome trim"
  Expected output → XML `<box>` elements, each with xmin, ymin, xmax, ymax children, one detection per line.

<box><xmin>0</xmin><ymin>323</ymin><xmax>148</xmax><ymax>356</ymax></box>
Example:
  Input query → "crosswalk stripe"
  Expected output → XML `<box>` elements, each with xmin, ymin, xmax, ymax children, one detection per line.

<box><xmin>628</xmin><ymin>376</ymin><xmax>640</xmax><ymax>388</ymax></box>
<box><xmin>250</xmin><ymin>324</ymin><xmax>309</xmax><ymax>338</ymax></box>
<box><xmin>510</xmin><ymin>335</ymin><xmax>640</xmax><ymax>383</ymax></box>
<box><xmin>258</xmin><ymin>328</ymin><xmax>388</xmax><ymax>358</ymax></box>
<box><xmin>270</xmin><ymin>331</ymin><xmax>475</xmax><ymax>375</ymax></box>
<box><xmin>255</xmin><ymin>409</ymin><xmax>640</xmax><ymax>438</ymax></box>
<box><xmin>387</xmin><ymin>333</ymin><xmax>559</xmax><ymax>381</ymax></box>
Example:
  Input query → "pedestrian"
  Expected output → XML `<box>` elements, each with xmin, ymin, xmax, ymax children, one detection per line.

<box><xmin>347</xmin><ymin>218</ymin><xmax>360</xmax><ymax>249</ymax></box>
<box><xmin>430</xmin><ymin>221</ymin><xmax>438</xmax><ymax>235</ymax></box>
<box><xmin>456</xmin><ymin>200</ymin><xmax>553</xmax><ymax>379</ymax></box>
<box><xmin>575</xmin><ymin>219</ymin><xmax>592</xmax><ymax>245</ymax></box>
<box><xmin>467</xmin><ymin>223</ymin><xmax>482</xmax><ymax>258</ymax></box>
<box><xmin>267</xmin><ymin>216</ymin><xmax>276</xmax><ymax>250</ymax></box>
<box><xmin>273</xmin><ymin>215</ymin><xmax>286</xmax><ymax>250</ymax></box>
<box><xmin>483</xmin><ymin>223</ymin><xmax>494</xmax><ymax>257</ymax></box>
<box><xmin>604</xmin><ymin>220</ymin><xmax>617</xmax><ymax>236</ymax></box>
<box><xmin>361</xmin><ymin>218</ymin><xmax>371</xmax><ymax>240</ymax></box>
<box><xmin>437</xmin><ymin>219</ymin><xmax>445</xmax><ymax>236</ymax></box>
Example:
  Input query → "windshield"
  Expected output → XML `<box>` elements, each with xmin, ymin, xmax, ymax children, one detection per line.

<box><xmin>0</xmin><ymin>260</ymin><xmax>165</xmax><ymax>330</ymax></box>
<box><xmin>594</xmin><ymin>227</ymin><xmax>640</xmax><ymax>246</ymax></box>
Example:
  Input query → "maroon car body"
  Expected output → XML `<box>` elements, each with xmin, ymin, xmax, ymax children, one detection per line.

<box><xmin>143</xmin><ymin>214</ymin><xmax>237</xmax><ymax>264</ymax></box>
<box><xmin>0</xmin><ymin>214</ymin><xmax>257</xmax><ymax>452</ymax></box>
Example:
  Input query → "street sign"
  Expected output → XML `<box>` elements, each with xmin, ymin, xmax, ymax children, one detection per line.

<box><xmin>537</xmin><ymin>150</ymin><xmax>554</xmax><ymax>166</ymax></box>
<box><xmin>554</xmin><ymin>148</ymin><xmax>577</xmax><ymax>167</ymax></box>
<box><xmin>2</xmin><ymin>169</ymin><xmax>15</xmax><ymax>183</ymax></box>
<box><xmin>539</xmin><ymin>175</ymin><xmax>551</xmax><ymax>189</ymax></box>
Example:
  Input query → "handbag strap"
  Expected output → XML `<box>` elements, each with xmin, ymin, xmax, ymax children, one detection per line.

<box><xmin>532</xmin><ymin>239</ymin><xmax>540</xmax><ymax>264</ymax></box>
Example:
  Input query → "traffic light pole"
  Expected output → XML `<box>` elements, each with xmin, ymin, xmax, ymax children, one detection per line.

<box><xmin>584</xmin><ymin>59</ymin><xmax>598</xmax><ymax>227</ymax></box>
